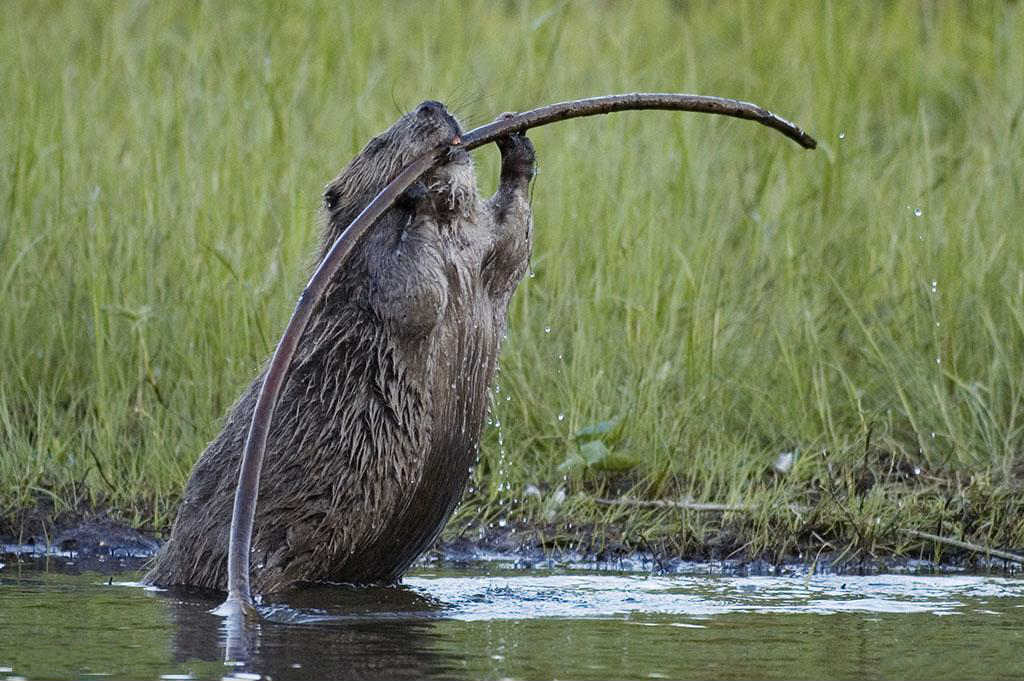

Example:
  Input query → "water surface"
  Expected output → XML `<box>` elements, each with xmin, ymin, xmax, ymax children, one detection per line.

<box><xmin>1</xmin><ymin>564</ymin><xmax>1022</xmax><ymax>680</ymax></box>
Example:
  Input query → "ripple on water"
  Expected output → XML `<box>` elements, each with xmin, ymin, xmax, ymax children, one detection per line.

<box><xmin>3</xmin><ymin>567</ymin><xmax>1024</xmax><ymax>681</ymax></box>
<box><xmin>400</xmin><ymin>572</ymin><xmax>1024</xmax><ymax>620</ymax></box>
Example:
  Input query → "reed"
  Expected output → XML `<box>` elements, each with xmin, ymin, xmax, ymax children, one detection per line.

<box><xmin>2</xmin><ymin>0</ymin><xmax>1022</xmax><ymax>560</ymax></box>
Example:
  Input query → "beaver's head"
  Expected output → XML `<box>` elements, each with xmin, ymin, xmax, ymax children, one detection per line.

<box><xmin>321</xmin><ymin>100</ymin><xmax>475</xmax><ymax>246</ymax></box>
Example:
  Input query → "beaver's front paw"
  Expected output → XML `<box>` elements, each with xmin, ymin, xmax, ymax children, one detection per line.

<box><xmin>493</xmin><ymin>113</ymin><xmax>535</xmax><ymax>179</ymax></box>
<box><xmin>395</xmin><ymin>180</ymin><xmax>429</xmax><ymax>212</ymax></box>
<box><xmin>498</xmin><ymin>132</ymin><xmax>535</xmax><ymax>172</ymax></box>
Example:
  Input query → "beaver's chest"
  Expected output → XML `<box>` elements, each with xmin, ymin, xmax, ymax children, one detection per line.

<box><xmin>318</xmin><ymin>226</ymin><xmax>509</xmax><ymax>583</ymax></box>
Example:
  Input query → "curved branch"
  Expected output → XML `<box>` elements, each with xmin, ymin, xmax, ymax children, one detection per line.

<box><xmin>461</xmin><ymin>92</ymin><xmax>816</xmax><ymax>150</ymax></box>
<box><xmin>217</xmin><ymin>144</ymin><xmax>451</xmax><ymax>616</ymax></box>
<box><xmin>216</xmin><ymin>92</ymin><xmax>817</xmax><ymax>616</ymax></box>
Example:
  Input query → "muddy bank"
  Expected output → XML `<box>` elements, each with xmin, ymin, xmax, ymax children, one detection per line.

<box><xmin>2</xmin><ymin>512</ymin><xmax>1020</xmax><ymax>579</ymax></box>
<box><xmin>0</xmin><ymin>513</ymin><xmax>159</xmax><ymax>575</ymax></box>
<box><xmin>419</xmin><ymin>522</ymin><xmax>1023</xmax><ymax>577</ymax></box>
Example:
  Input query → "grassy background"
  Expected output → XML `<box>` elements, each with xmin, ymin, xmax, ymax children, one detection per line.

<box><xmin>2</xmin><ymin>1</ymin><xmax>1023</xmax><ymax>562</ymax></box>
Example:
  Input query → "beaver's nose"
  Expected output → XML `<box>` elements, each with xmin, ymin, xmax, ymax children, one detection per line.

<box><xmin>416</xmin><ymin>100</ymin><xmax>446</xmax><ymax>118</ymax></box>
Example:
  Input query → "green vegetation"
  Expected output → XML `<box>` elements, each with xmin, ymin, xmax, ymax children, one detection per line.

<box><xmin>2</xmin><ymin>1</ymin><xmax>1022</xmax><ymax>563</ymax></box>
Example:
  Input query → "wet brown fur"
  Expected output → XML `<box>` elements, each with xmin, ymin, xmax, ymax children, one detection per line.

<box><xmin>144</xmin><ymin>101</ymin><xmax>534</xmax><ymax>593</ymax></box>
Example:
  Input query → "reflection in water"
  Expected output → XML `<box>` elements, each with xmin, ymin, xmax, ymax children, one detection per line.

<box><xmin>152</xmin><ymin>583</ymin><xmax>456</xmax><ymax>680</ymax></box>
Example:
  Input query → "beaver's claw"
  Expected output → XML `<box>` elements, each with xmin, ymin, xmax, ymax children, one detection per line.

<box><xmin>493</xmin><ymin>112</ymin><xmax>535</xmax><ymax>176</ymax></box>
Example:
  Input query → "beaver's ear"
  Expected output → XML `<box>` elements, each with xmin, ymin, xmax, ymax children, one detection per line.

<box><xmin>364</xmin><ymin>135</ymin><xmax>386</xmax><ymax>155</ymax></box>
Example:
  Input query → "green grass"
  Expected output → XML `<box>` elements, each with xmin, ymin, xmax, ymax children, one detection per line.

<box><xmin>2</xmin><ymin>1</ymin><xmax>1023</xmax><ymax>563</ymax></box>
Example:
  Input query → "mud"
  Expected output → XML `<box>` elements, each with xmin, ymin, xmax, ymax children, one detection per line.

<box><xmin>3</xmin><ymin>514</ymin><xmax>1018</xmax><ymax>579</ymax></box>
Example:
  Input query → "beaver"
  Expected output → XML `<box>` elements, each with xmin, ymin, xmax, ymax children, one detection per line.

<box><xmin>144</xmin><ymin>100</ymin><xmax>534</xmax><ymax>593</ymax></box>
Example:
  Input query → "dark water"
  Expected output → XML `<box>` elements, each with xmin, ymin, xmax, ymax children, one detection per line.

<box><xmin>1</xmin><ymin>563</ymin><xmax>1023</xmax><ymax>680</ymax></box>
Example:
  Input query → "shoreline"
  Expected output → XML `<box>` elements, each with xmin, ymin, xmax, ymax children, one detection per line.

<box><xmin>3</xmin><ymin>511</ymin><xmax>1021</xmax><ymax>580</ymax></box>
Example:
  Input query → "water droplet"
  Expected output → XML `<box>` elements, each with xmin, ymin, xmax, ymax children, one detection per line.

<box><xmin>838</xmin><ymin>132</ymin><xmax>846</xmax><ymax>140</ymax></box>
<box><xmin>498</xmin><ymin>518</ymin><xmax>507</xmax><ymax>528</ymax></box>
<box><xmin>914</xmin><ymin>207</ymin><xmax>923</xmax><ymax>217</ymax></box>
<box><xmin>930</xmin><ymin>280</ymin><xmax>938</xmax><ymax>293</ymax></box>
<box><xmin>544</xmin><ymin>326</ymin><xmax>551</xmax><ymax>334</ymax></box>
<box><xmin>557</xmin><ymin>413</ymin><xmax>565</xmax><ymax>421</ymax></box>
<box><xmin>936</xmin><ymin>357</ymin><xmax>942</xmax><ymax>364</ymax></box>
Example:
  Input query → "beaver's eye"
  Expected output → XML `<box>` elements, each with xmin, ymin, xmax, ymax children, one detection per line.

<box><xmin>324</xmin><ymin>188</ymin><xmax>340</xmax><ymax>211</ymax></box>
